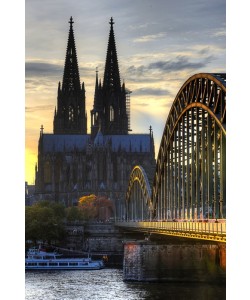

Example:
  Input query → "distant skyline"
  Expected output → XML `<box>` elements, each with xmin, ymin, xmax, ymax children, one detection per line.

<box><xmin>25</xmin><ymin>0</ymin><xmax>226</xmax><ymax>184</ymax></box>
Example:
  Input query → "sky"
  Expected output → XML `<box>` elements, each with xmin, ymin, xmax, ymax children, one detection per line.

<box><xmin>25</xmin><ymin>0</ymin><xmax>226</xmax><ymax>185</ymax></box>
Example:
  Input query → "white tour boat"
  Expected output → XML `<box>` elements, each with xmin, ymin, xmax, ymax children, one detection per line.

<box><xmin>25</xmin><ymin>247</ymin><xmax>104</xmax><ymax>270</ymax></box>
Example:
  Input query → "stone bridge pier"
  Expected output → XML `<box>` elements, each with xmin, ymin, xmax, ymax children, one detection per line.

<box><xmin>123</xmin><ymin>238</ymin><xmax>226</xmax><ymax>282</ymax></box>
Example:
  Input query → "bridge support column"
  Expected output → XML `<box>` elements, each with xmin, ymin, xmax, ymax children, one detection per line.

<box><xmin>123</xmin><ymin>239</ymin><xmax>225</xmax><ymax>282</ymax></box>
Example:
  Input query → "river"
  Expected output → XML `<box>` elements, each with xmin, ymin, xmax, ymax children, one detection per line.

<box><xmin>25</xmin><ymin>268</ymin><xmax>225</xmax><ymax>300</ymax></box>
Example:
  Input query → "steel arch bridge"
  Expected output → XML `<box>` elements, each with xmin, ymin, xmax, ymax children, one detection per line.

<box><xmin>153</xmin><ymin>72</ymin><xmax>226</xmax><ymax>221</ymax></box>
<box><xmin>123</xmin><ymin>73</ymin><xmax>226</xmax><ymax>238</ymax></box>
<box><xmin>126</xmin><ymin>165</ymin><xmax>154</xmax><ymax>221</ymax></box>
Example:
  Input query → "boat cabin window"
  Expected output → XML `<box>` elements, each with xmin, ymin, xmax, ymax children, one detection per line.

<box><xmin>26</xmin><ymin>262</ymin><xmax>37</xmax><ymax>266</ymax></box>
<box><xmin>59</xmin><ymin>263</ymin><xmax>68</xmax><ymax>266</ymax></box>
<box><xmin>49</xmin><ymin>263</ymin><xmax>58</xmax><ymax>266</ymax></box>
<box><xmin>38</xmin><ymin>263</ymin><xmax>47</xmax><ymax>266</ymax></box>
<box><xmin>69</xmin><ymin>262</ymin><xmax>78</xmax><ymax>266</ymax></box>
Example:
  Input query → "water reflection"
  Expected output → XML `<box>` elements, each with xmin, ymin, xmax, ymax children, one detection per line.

<box><xmin>25</xmin><ymin>269</ymin><xmax>226</xmax><ymax>300</ymax></box>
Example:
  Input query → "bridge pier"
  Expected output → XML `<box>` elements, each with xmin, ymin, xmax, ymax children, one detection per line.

<box><xmin>123</xmin><ymin>239</ymin><xmax>225</xmax><ymax>282</ymax></box>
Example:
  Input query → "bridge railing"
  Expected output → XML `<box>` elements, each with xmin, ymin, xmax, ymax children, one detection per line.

<box><xmin>116</xmin><ymin>220</ymin><xmax>226</xmax><ymax>241</ymax></box>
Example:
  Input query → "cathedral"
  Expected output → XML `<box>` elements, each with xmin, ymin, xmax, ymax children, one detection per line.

<box><xmin>34</xmin><ymin>17</ymin><xmax>156</xmax><ymax>218</ymax></box>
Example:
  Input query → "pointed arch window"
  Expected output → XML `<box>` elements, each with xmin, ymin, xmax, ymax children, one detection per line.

<box><xmin>110</xmin><ymin>105</ymin><xmax>114</xmax><ymax>122</ymax></box>
<box><xmin>44</xmin><ymin>161</ymin><xmax>51</xmax><ymax>183</ymax></box>
<box><xmin>94</xmin><ymin>111</ymin><xmax>99</xmax><ymax>123</ymax></box>
<box><xmin>69</xmin><ymin>105</ymin><xmax>74</xmax><ymax>123</ymax></box>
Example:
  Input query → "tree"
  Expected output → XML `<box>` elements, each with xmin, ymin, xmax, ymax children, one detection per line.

<box><xmin>25</xmin><ymin>201</ymin><xmax>66</xmax><ymax>246</ymax></box>
<box><xmin>78</xmin><ymin>194</ymin><xmax>114</xmax><ymax>221</ymax></box>
<box><xmin>78</xmin><ymin>194</ymin><xmax>98</xmax><ymax>220</ymax></box>
<box><xmin>65</xmin><ymin>206</ymin><xmax>84</xmax><ymax>222</ymax></box>
<box><xmin>94</xmin><ymin>196</ymin><xmax>114</xmax><ymax>221</ymax></box>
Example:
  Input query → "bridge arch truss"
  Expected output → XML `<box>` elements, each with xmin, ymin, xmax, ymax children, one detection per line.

<box><xmin>153</xmin><ymin>73</ymin><xmax>226</xmax><ymax>221</ymax></box>
<box><xmin>126</xmin><ymin>165</ymin><xmax>153</xmax><ymax>221</ymax></box>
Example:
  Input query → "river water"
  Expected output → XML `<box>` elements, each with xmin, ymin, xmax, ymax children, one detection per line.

<box><xmin>25</xmin><ymin>268</ymin><xmax>225</xmax><ymax>300</ymax></box>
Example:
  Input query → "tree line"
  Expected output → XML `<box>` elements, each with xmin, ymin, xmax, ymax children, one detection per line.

<box><xmin>25</xmin><ymin>196</ymin><xmax>114</xmax><ymax>246</ymax></box>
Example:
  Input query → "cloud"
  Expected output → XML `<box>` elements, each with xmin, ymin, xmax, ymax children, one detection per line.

<box><xmin>25</xmin><ymin>62</ymin><xmax>63</xmax><ymax>77</ymax></box>
<box><xmin>148</xmin><ymin>56</ymin><xmax>208</xmax><ymax>72</ymax></box>
<box><xmin>132</xmin><ymin>87</ymin><xmax>171</xmax><ymax>97</ymax></box>
<box><xmin>129</xmin><ymin>22</ymin><xmax>156</xmax><ymax>31</ymax></box>
<box><xmin>134</xmin><ymin>32</ymin><xmax>167</xmax><ymax>43</ymax></box>
<box><xmin>25</xmin><ymin>61</ymin><xmax>95</xmax><ymax>78</ymax></box>
<box><xmin>126</xmin><ymin>65</ymin><xmax>145</xmax><ymax>77</ymax></box>
<box><xmin>198</xmin><ymin>47</ymin><xmax>211</xmax><ymax>55</ymax></box>
<box><xmin>212</xmin><ymin>29</ymin><xmax>226</xmax><ymax>38</ymax></box>
<box><xmin>25</xmin><ymin>78</ymin><xmax>56</xmax><ymax>88</ymax></box>
<box><xmin>125</xmin><ymin>54</ymin><xmax>215</xmax><ymax>80</ymax></box>
<box><xmin>26</xmin><ymin>105</ymin><xmax>55</xmax><ymax>113</ymax></box>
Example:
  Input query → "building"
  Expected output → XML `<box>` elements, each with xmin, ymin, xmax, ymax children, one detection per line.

<box><xmin>34</xmin><ymin>17</ymin><xmax>156</xmax><ymax>219</ymax></box>
<box><xmin>25</xmin><ymin>182</ymin><xmax>36</xmax><ymax>206</ymax></box>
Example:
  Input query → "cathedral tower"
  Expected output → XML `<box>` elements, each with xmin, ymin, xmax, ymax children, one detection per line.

<box><xmin>54</xmin><ymin>17</ymin><xmax>87</xmax><ymax>134</ymax></box>
<box><xmin>91</xmin><ymin>17</ymin><xmax>129</xmax><ymax>137</ymax></box>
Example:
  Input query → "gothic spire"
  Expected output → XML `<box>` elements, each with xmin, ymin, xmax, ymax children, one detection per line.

<box><xmin>62</xmin><ymin>16</ymin><xmax>81</xmax><ymax>93</ymax></box>
<box><xmin>103</xmin><ymin>17</ymin><xmax>121</xmax><ymax>90</ymax></box>
<box><xmin>91</xmin><ymin>17</ymin><xmax>129</xmax><ymax>137</ymax></box>
<box><xmin>94</xmin><ymin>67</ymin><xmax>99</xmax><ymax>107</ymax></box>
<box><xmin>53</xmin><ymin>17</ymin><xmax>87</xmax><ymax>134</ymax></box>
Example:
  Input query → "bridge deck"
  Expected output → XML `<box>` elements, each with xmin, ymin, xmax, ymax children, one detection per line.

<box><xmin>116</xmin><ymin>221</ymin><xmax>226</xmax><ymax>243</ymax></box>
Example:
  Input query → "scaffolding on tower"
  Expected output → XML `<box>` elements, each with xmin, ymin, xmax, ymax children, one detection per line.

<box><xmin>125</xmin><ymin>89</ymin><xmax>132</xmax><ymax>131</ymax></box>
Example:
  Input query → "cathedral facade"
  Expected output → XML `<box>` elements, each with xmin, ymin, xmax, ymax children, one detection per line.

<box><xmin>35</xmin><ymin>17</ymin><xmax>156</xmax><ymax>218</ymax></box>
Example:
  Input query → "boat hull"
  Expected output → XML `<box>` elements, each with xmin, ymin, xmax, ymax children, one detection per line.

<box><xmin>25</xmin><ymin>261</ymin><xmax>104</xmax><ymax>271</ymax></box>
<box><xmin>25</xmin><ymin>265</ymin><xmax>102</xmax><ymax>270</ymax></box>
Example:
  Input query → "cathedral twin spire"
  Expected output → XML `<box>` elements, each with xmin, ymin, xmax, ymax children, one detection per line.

<box><xmin>91</xmin><ymin>17</ymin><xmax>129</xmax><ymax>136</ymax></box>
<box><xmin>62</xmin><ymin>16</ymin><xmax>81</xmax><ymax>93</ymax></box>
<box><xmin>53</xmin><ymin>16</ymin><xmax>87</xmax><ymax>134</ymax></box>
<box><xmin>103</xmin><ymin>17</ymin><xmax>121</xmax><ymax>91</ymax></box>
<box><xmin>54</xmin><ymin>16</ymin><xmax>129</xmax><ymax>136</ymax></box>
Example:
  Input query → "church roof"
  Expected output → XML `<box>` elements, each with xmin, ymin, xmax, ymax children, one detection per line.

<box><xmin>42</xmin><ymin>134</ymin><xmax>90</xmax><ymax>152</ymax></box>
<box><xmin>94</xmin><ymin>130</ymin><xmax>104</xmax><ymax>146</ymax></box>
<box><xmin>105</xmin><ymin>135</ymin><xmax>151</xmax><ymax>152</ymax></box>
<box><xmin>41</xmin><ymin>134</ymin><xmax>152</xmax><ymax>153</ymax></box>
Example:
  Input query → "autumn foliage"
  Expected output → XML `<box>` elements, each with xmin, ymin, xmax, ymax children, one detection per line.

<box><xmin>78</xmin><ymin>194</ymin><xmax>114</xmax><ymax>221</ymax></box>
